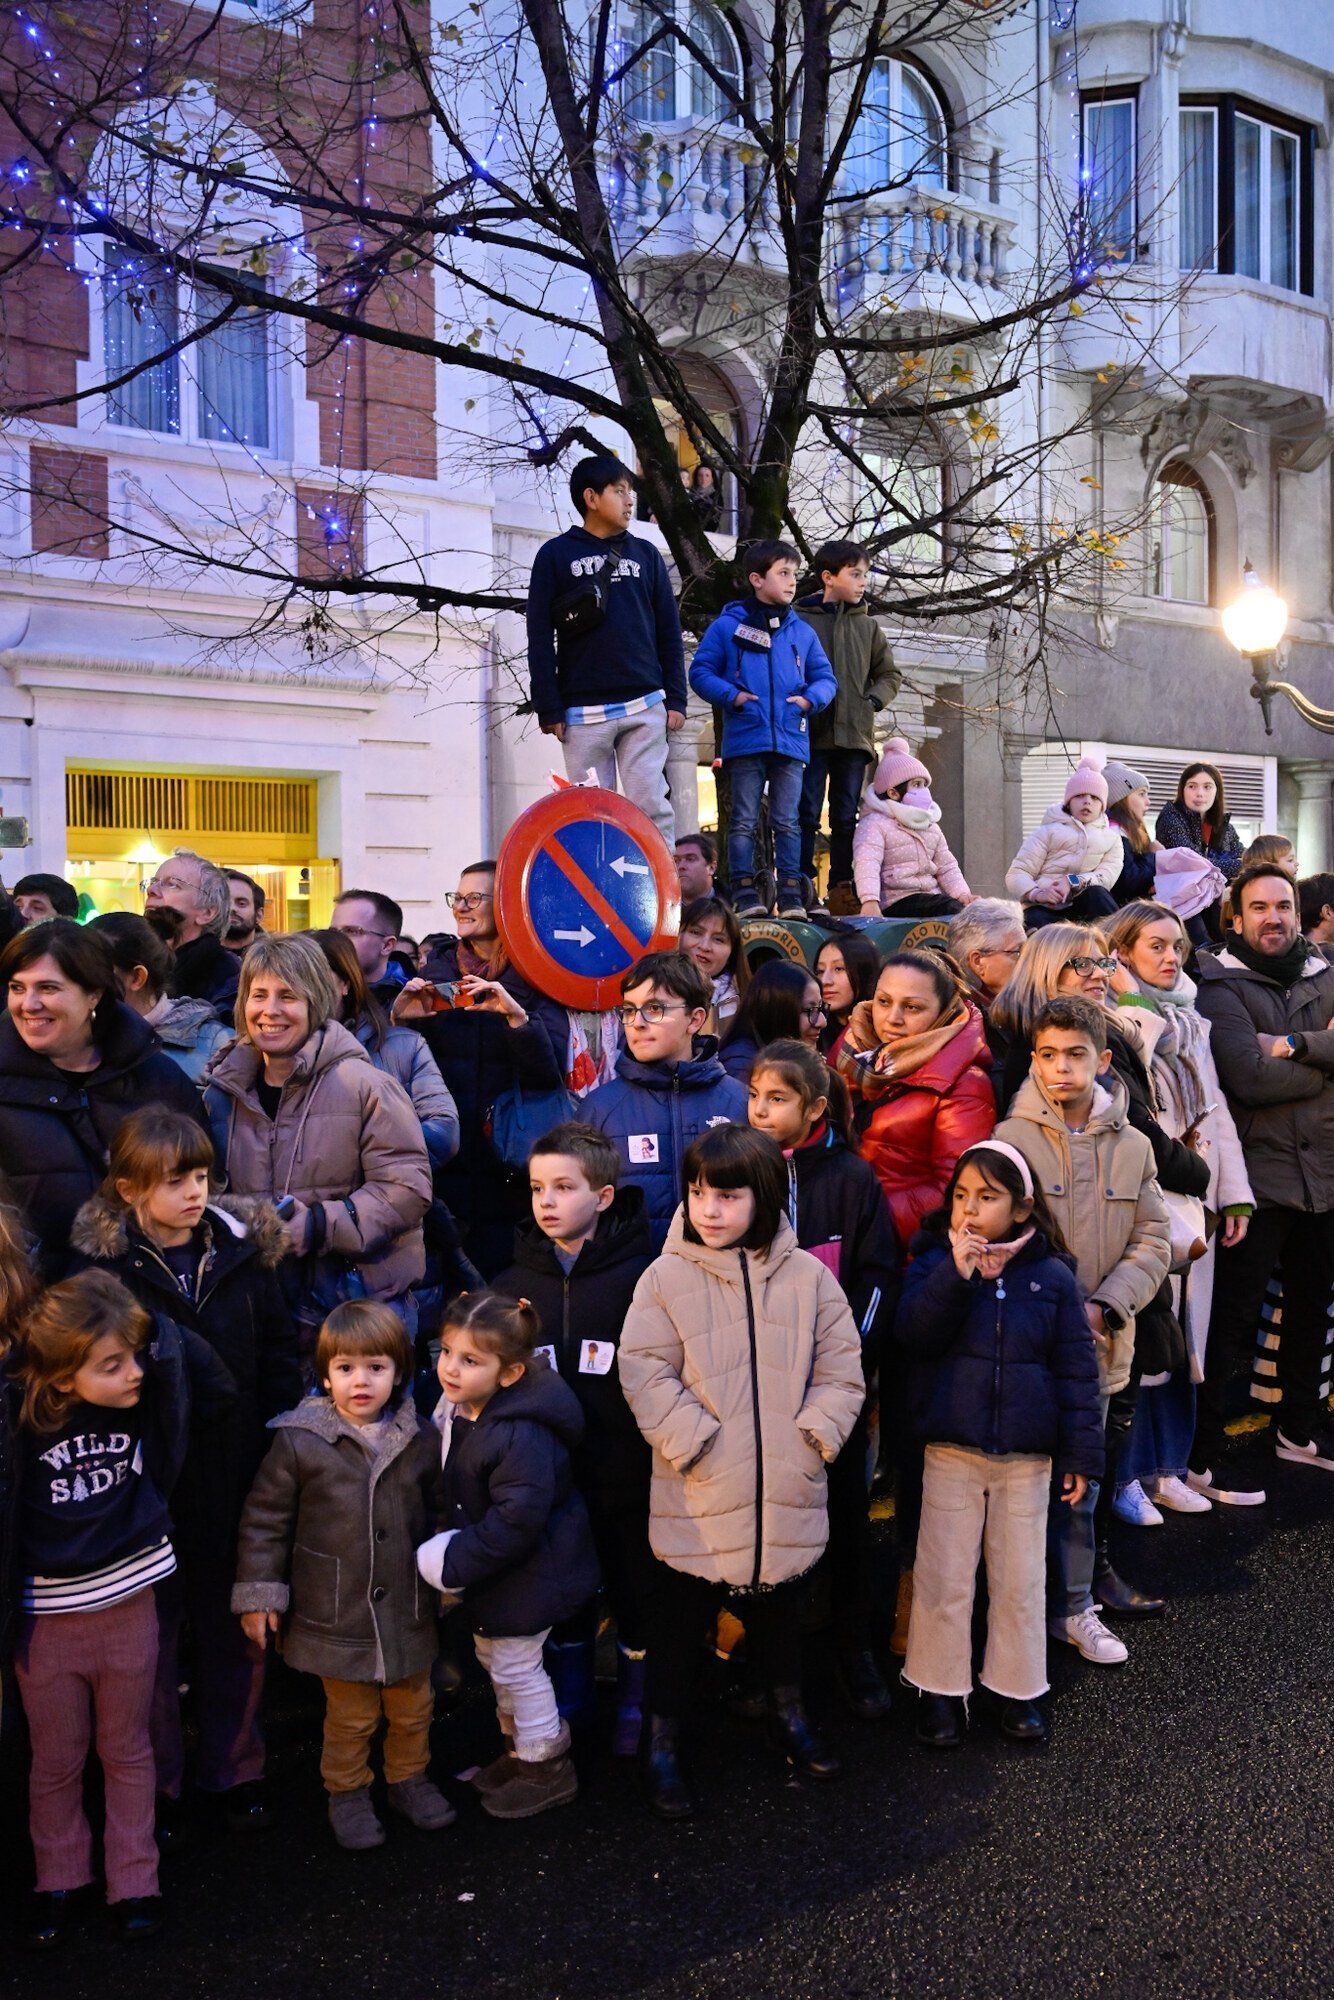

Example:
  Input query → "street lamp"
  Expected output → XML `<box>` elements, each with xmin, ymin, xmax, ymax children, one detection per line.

<box><xmin>1221</xmin><ymin>561</ymin><xmax>1334</xmax><ymax>735</ymax></box>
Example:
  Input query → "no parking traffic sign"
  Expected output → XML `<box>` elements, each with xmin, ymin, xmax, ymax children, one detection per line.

<box><xmin>495</xmin><ymin>788</ymin><xmax>681</xmax><ymax>1011</ymax></box>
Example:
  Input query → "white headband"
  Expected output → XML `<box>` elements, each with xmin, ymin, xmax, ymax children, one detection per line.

<box><xmin>959</xmin><ymin>1140</ymin><xmax>1034</xmax><ymax>1200</ymax></box>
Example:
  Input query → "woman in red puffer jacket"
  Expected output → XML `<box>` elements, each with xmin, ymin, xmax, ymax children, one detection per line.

<box><xmin>837</xmin><ymin>951</ymin><xmax>995</xmax><ymax>1250</ymax></box>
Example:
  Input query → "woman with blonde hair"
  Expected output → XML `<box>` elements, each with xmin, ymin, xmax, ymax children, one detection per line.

<box><xmin>204</xmin><ymin>934</ymin><xmax>431</xmax><ymax>1362</ymax></box>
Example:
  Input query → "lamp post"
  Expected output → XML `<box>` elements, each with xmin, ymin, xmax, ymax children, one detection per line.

<box><xmin>1221</xmin><ymin>562</ymin><xmax>1334</xmax><ymax>735</ymax></box>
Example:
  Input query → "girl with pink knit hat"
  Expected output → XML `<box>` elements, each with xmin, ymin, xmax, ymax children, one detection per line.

<box><xmin>852</xmin><ymin>738</ymin><xmax>973</xmax><ymax>918</ymax></box>
<box><xmin>1005</xmin><ymin>751</ymin><xmax>1122</xmax><ymax>932</ymax></box>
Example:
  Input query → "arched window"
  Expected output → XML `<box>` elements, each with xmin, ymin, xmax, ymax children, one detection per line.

<box><xmin>1149</xmin><ymin>465</ymin><xmax>1212</xmax><ymax>604</ymax></box>
<box><xmin>641</xmin><ymin>354</ymin><xmax>744</xmax><ymax>535</ymax></box>
<box><xmin>856</xmin><ymin>421</ymin><xmax>950</xmax><ymax>573</ymax></box>
<box><xmin>616</xmin><ymin>2</ymin><xmax>742</xmax><ymax>125</ymax></box>
<box><xmin>847</xmin><ymin>59</ymin><xmax>948</xmax><ymax>194</ymax></box>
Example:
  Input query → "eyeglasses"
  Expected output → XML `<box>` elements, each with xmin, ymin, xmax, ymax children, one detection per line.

<box><xmin>336</xmin><ymin>924</ymin><xmax>393</xmax><ymax>942</ymax></box>
<box><xmin>618</xmin><ymin>1000</ymin><xmax>687</xmax><ymax>1025</ymax></box>
<box><xmin>982</xmin><ymin>944</ymin><xmax>1023</xmax><ymax>961</ymax></box>
<box><xmin>1065</xmin><ymin>955</ymin><xmax>1116</xmax><ymax>976</ymax></box>
<box><xmin>143</xmin><ymin>876</ymin><xmax>194</xmax><ymax>897</ymax></box>
<box><xmin>800</xmin><ymin>1003</ymin><xmax>826</xmax><ymax>1023</ymax></box>
<box><xmin>446</xmin><ymin>891</ymin><xmax>493</xmax><ymax>912</ymax></box>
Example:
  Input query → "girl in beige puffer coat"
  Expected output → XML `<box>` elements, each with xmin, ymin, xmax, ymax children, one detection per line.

<box><xmin>619</xmin><ymin>1125</ymin><xmax>863</xmax><ymax>1818</ymax></box>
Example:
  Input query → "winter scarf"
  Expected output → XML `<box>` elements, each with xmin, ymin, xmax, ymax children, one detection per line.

<box><xmin>1228</xmin><ymin>931</ymin><xmax>1313</xmax><ymax>991</ymax></box>
<box><xmin>456</xmin><ymin>935</ymin><xmax>510</xmax><ymax>983</ymax></box>
<box><xmin>948</xmin><ymin>1223</ymin><xmax>1036</xmax><ymax>1280</ymax></box>
<box><xmin>880</xmin><ymin>795</ymin><xmax>942</xmax><ymax>835</ymax></box>
<box><xmin>842</xmin><ymin>993</ymin><xmax>975</xmax><ymax>1097</ymax></box>
<box><xmin>1126</xmin><ymin>968</ymin><xmax>1211</xmax><ymax>1128</ymax></box>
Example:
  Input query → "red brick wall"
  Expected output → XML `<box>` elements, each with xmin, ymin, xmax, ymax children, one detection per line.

<box><xmin>29</xmin><ymin>446</ymin><xmax>110</xmax><ymax>557</ymax></box>
<box><xmin>295</xmin><ymin>482</ymin><xmax>364</xmax><ymax>578</ymax></box>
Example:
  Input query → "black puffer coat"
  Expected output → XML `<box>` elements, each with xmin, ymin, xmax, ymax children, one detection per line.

<box><xmin>896</xmin><ymin>1232</ymin><xmax>1104</xmax><ymax>1479</ymax></box>
<box><xmin>494</xmin><ymin>1189</ymin><xmax>654</xmax><ymax>1510</ymax></box>
<box><xmin>0</xmin><ymin>1004</ymin><xmax>207</xmax><ymax>1274</ymax></box>
<box><xmin>170</xmin><ymin>932</ymin><xmax>241</xmax><ymax>1021</ymax></box>
<box><xmin>418</xmin><ymin>1361</ymin><xmax>599</xmax><ymax>1638</ymax></box>
<box><xmin>70</xmin><ymin>1194</ymin><xmax>302</xmax><ymax>1551</ymax></box>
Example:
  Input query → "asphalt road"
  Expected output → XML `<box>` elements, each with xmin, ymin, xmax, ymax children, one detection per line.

<box><xmin>4</xmin><ymin>1455</ymin><xmax>1333</xmax><ymax>2000</ymax></box>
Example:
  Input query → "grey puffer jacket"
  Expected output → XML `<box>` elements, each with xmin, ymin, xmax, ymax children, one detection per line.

<box><xmin>619</xmin><ymin>1212</ymin><xmax>864</xmax><ymax>1590</ymax></box>
<box><xmin>204</xmin><ymin>1021</ymin><xmax>431</xmax><ymax>1300</ymax></box>
<box><xmin>1194</xmin><ymin>945</ymin><xmax>1334</xmax><ymax>1212</ymax></box>
<box><xmin>231</xmin><ymin>1393</ymin><xmax>441</xmax><ymax>1685</ymax></box>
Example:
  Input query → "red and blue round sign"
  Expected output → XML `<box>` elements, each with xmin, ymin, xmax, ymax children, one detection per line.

<box><xmin>495</xmin><ymin>788</ymin><xmax>681</xmax><ymax>1011</ymax></box>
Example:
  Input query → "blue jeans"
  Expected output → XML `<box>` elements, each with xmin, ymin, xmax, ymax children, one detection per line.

<box><xmin>1120</xmin><ymin>1375</ymin><xmax>1196</xmax><ymax>1488</ymax></box>
<box><xmin>727</xmin><ymin>753</ymin><xmax>804</xmax><ymax>888</ymax></box>
<box><xmin>799</xmin><ymin>748</ymin><xmax>871</xmax><ymax>885</ymax></box>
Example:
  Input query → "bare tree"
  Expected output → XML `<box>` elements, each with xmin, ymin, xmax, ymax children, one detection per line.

<box><xmin>0</xmin><ymin>0</ymin><xmax>1179</xmax><ymax>690</ymax></box>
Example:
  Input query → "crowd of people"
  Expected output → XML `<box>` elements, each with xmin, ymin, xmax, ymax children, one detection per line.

<box><xmin>1</xmin><ymin>496</ymin><xmax>1332</xmax><ymax>1955</ymax></box>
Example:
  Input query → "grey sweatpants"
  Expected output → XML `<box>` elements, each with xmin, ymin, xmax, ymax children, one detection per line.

<box><xmin>561</xmin><ymin>705</ymin><xmax>674</xmax><ymax>841</ymax></box>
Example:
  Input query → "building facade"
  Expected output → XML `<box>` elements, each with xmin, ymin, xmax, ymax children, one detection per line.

<box><xmin>0</xmin><ymin>2</ymin><xmax>1331</xmax><ymax>924</ymax></box>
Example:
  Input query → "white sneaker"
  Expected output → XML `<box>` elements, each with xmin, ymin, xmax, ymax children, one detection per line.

<box><xmin>1049</xmin><ymin>1608</ymin><xmax>1128</xmax><ymax>1666</ymax></box>
<box><xmin>1274</xmin><ymin>1421</ymin><xmax>1334</xmax><ymax>1471</ymax></box>
<box><xmin>1151</xmin><ymin>1474</ymin><xmax>1212</xmax><ymax>1515</ymax></box>
<box><xmin>1111</xmin><ymin>1479</ymin><xmax>1163</xmax><ymax>1528</ymax></box>
<box><xmin>1186</xmin><ymin>1466</ymin><xmax>1266</xmax><ymax>1507</ymax></box>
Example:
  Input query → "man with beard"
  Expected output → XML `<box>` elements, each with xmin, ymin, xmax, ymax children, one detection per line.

<box><xmin>1192</xmin><ymin>864</ymin><xmax>1334</xmax><ymax>1503</ymax></box>
<box><xmin>144</xmin><ymin>848</ymin><xmax>240</xmax><ymax>1021</ymax></box>
<box><xmin>224</xmin><ymin>870</ymin><xmax>266</xmax><ymax>953</ymax></box>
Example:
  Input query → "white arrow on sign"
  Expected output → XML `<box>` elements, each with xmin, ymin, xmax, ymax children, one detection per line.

<box><xmin>555</xmin><ymin>925</ymin><xmax>595</xmax><ymax>947</ymax></box>
<box><xmin>610</xmin><ymin>856</ymin><xmax>649</xmax><ymax>878</ymax></box>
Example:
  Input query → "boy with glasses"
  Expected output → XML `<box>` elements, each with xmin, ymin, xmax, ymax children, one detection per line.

<box><xmin>582</xmin><ymin>951</ymin><xmax>747</xmax><ymax>1249</ymax></box>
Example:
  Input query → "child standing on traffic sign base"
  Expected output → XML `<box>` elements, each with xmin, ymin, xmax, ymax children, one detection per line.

<box><xmin>526</xmin><ymin>454</ymin><xmax>688</xmax><ymax>844</ymax></box>
<box><xmin>688</xmin><ymin>541</ymin><xmax>837</xmax><ymax>919</ymax></box>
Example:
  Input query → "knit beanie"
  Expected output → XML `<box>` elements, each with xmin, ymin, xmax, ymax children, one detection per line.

<box><xmin>1103</xmin><ymin>758</ymin><xmax>1149</xmax><ymax>810</ymax></box>
<box><xmin>873</xmin><ymin>736</ymin><xmax>930</xmax><ymax>794</ymax></box>
<box><xmin>1063</xmin><ymin>750</ymin><xmax>1108</xmax><ymax>808</ymax></box>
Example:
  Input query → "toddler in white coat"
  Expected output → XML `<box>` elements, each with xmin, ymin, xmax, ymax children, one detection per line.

<box><xmin>1006</xmin><ymin>752</ymin><xmax>1122</xmax><ymax>932</ymax></box>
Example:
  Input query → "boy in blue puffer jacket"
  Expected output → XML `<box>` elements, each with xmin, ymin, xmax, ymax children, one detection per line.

<box><xmin>689</xmin><ymin>541</ymin><xmax>836</xmax><ymax>918</ymax></box>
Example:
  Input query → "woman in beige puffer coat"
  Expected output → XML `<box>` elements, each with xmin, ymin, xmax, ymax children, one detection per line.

<box><xmin>618</xmin><ymin>1126</ymin><xmax>863</xmax><ymax>1817</ymax></box>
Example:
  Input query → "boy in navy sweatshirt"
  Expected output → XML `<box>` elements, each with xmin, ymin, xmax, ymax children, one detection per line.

<box><xmin>526</xmin><ymin>454</ymin><xmax>687</xmax><ymax>841</ymax></box>
<box><xmin>689</xmin><ymin>539</ymin><xmax>836</xmax><ymax>918</ymax></box>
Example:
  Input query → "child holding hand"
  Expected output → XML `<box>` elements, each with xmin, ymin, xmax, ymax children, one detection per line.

<box><xmin>416</xmin><ymin>1292</ymin><xmax>600</xmax><ymax>1821</ymax></box>
<box><xmin>1006</xmin><ymin>752</ymin><xmax>1122</xmax><ymax>931</ymax></box>
<box><xmin>896</xmin><ymin>1145</ymin><xmax>1103</xmax><ymax>1750</ymax></box>
<box><xmin>232</xmin><ymin>1302</ymin><xmax>451</xmax><ymax>1853</ymax></box>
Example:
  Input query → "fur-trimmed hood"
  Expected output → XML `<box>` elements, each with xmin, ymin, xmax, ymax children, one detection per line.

<box><xmin>71</xmin><ymin>1193</ymin><xmax>289</xmax><ymax>1270</ymax></box>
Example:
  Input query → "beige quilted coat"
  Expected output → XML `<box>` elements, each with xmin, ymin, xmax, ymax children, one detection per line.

<box><xmin>618</xmin><ymin>1212</ymin><xmax>864</xmax><ymax>1590</ymax></box>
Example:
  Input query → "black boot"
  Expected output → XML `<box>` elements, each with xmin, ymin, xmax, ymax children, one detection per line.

<box><xmin>768</xmin><ymin>1687</ymin><xmax>840</xmax><ymax>1780</ymax></box>
<box><xmin>835</xmin><ymin>1644</ymin><xmax>894</xmax><ymax>1722</ymax></box>
<box><xmin>915</xmin><ymin>1692</ymin><xmax>966</xmax><ymax>1749</ymax></box>
<box><xmin>109</xmin><ymin>1896</ymin><xmax>165</xmax><ymax>1943</ymax></box>
<box><xmin>642</xmin><ymin>1715</ymin><xmax>694</xmax><ymax>1820</ymax></box>
<box><xmin>1093</xmin><ymin>1552</ymin><xmax>1165</xmax><ymax>1616</ymax></box>
<box><xmin>22</xmin><ymin>1888</ymin><xmax>89</xmax><ymax>1951</ymax></box>
<box><xmin>998</xmin><ymin>1698</ymin><xmax>1047</xmax><ymax>1743</ymax></box>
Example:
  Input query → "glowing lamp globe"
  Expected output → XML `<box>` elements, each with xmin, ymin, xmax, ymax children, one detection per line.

<box><xmin>1222</xmin><ymin>564</ymin><xmax>1289</xmax><ymax>657</ymax></box>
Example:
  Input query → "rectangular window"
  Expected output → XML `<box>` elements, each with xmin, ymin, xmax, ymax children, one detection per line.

<box><xmin>1081</xmin><ymin>96</ymin><xmax>1136</xmax><ymax>264</ymax></box>
<box><xmin>103</xmin><ymin>248</ymin><xmax>180</xmax><ymax>434</ymax></box>
<box><xmin>195</xmin><ymin>279</ymin><xmax>270</xmax><ymax>449</ymax></box>
<box><xmin>859</xmin><ymin>444</ymin><xmax>943</xmax><ymax>571</ymax></box>
<box><xmin>1180</xmin><ymin>99</ymin><xmax>1311</xmax><ymax>293</ymax></box>
<box><xmin>1179</xmin><ymin>107</ymin><xmax>1217</xmax><ymax>271</ymax></box>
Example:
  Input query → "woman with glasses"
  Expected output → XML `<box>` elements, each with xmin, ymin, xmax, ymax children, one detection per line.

<box><xmin>399</xmin><ymin>864</ymin><xmax>566</xmax><ymax>1277</ymax></box>
<box><xmin>719</xmin><ymin>960</ymin><xmax>826</xmax><ymax>1084</ymax></box>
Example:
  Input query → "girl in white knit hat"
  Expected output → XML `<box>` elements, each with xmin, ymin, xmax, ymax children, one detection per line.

<box><xmin>1005</xmin><ymin>751</ymin><xmax>1122</xmax><ymax>932</ymax></box>
<box><xmin>852</xmin><ymin>738</ymin><xmax>973</xmax><ymax>919</ymax></box>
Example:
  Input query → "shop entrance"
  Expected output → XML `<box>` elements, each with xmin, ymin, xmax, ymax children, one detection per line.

<box><xmin>64</xmin><ymin>767</ymin><xmax>339</xmax><ymax>927</ymax></box>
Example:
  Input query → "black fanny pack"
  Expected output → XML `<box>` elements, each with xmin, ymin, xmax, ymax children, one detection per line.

<box><xmin>552</xmin><ymin>554</ymin><xmax>613</xmax><ymax>642</ymax></box>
